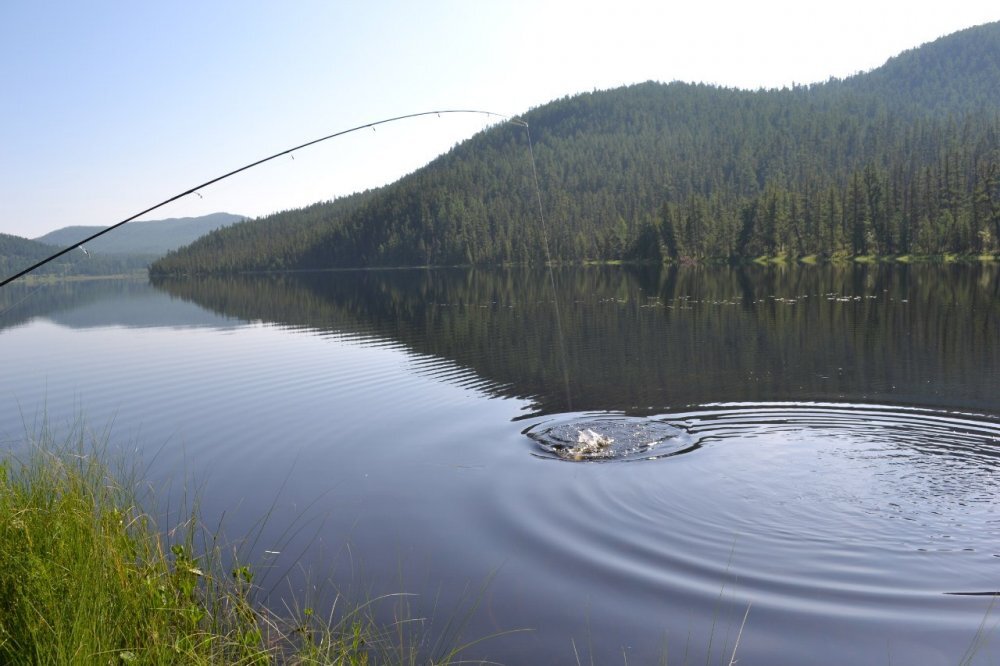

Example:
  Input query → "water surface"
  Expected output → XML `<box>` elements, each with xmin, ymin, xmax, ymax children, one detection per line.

<box><xmin>1</xmin><ymin>264</ymin><xmax>998</xmax><ymax>664</ymax></box>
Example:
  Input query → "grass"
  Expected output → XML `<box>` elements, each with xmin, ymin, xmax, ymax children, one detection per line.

<box><xmin>0</xmin><ymin>424</ymin><xmax>503</xmax><ymax>665</ymax></box>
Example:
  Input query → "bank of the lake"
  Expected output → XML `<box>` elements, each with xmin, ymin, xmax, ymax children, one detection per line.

<box><xmin>144</xmin><ymin>251</ymin><xmax>1000</xmax><ymax>280</ymax></box>
<box><xmin>750</xmin><ymin>252</ymin><xmax>1000</xmax><ymax>265</ymax></box>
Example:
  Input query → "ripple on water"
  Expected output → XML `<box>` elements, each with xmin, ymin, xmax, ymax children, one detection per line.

<box><xmin>511</xmin><ymin>403</ymin><xmax>1000</xmax><ymax>620</ymax></box>
<box><xmin>523</xmin><ymin>414</ymin><xmax>697</xmax><ymax>461</ymax></box>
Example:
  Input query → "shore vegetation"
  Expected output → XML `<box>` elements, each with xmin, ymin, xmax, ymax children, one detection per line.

<box><xmin>0</xmin><ymin>425</ymin><xmax>490</xmax><ymax>665</ymax></box>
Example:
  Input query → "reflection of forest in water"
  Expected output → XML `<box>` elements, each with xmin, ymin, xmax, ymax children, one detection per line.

<box><xmin>150</xmin><ymin>264</ymin><xmax>1000</xmax><ymax>415</ymax></box>
<box><xmin>0</xmin><ymin>279</ymin><xmax>237</xmax><ymax>330</ymax></box>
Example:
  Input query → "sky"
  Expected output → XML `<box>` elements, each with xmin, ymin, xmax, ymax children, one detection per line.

<box><xmin>1</xmin><ymin>1</ymin><xmax>997</xmax><ymax>239</ymax></box>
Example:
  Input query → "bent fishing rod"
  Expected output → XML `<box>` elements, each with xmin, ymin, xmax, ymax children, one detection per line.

<box><xmin>1</xmin><ymin>109</ymin><xmax>522</xmax><ymax>288</ymax></box>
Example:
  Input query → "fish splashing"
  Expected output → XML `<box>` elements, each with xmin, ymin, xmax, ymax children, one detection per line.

<box><xmin>563</xmin><ymin>428</ymin><xmax>615</xmax><ymax>460</ymax></box>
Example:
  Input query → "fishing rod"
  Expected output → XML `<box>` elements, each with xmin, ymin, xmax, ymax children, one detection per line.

<box><xmin>0</xmin><ymin>109</ymin><xmax>516</xmax><ymax>288</ymax></box>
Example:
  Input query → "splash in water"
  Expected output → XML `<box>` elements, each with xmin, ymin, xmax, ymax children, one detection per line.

<box><xmin>524</xmin><ymin>415</ymin><xmax>695</xmax><ymax>462</ymax></box>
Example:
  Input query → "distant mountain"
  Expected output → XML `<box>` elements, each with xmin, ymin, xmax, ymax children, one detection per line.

<box><xmin>35</xmin><ymin>212</ymin><xmax>244</xmax><ymax>256</ymax></box>
<box><xmin>1</xmin><ymin>212</ymin><xmax>244</xmax><ymax>282</ymax></box>
<box><xmin>151</xmin><ymin>22</ymin><xmax>1000</xmax><ymax>275</ymax></box>
<box><xmin>0</xmin><ymin>232</ymin><xmax>151</xmax><ymax>280</ymax></box>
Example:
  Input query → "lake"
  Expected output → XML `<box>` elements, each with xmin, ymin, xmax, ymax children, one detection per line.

<box><xmin>1</xmin><ymin>263</ymin><xmax>998</xmax><ymax>664</ymax></box>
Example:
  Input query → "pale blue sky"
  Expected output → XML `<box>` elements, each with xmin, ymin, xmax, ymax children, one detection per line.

<box><xmin>1</xmin><ymin>1</ymin><xmax>997</xmax><ymax>238</ymax></box>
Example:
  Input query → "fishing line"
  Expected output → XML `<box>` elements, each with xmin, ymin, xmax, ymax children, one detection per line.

<box><xmin>0</xmin><ymin>283</ymin><xmax>46</xmax><ymax>320</ymax></box>
<box><xmin>0</xmin><ymin>109</ymin><xmax>508</xmax><ymax>288</ymax></box>
<box><xmin>517</xmin><ymin>121</ymin><xmax>574</xmax><ymax>410</ymax></box>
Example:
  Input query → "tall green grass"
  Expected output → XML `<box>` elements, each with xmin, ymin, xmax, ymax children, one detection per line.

<box><xmin>0</xmin><ymin>425</ymin><xmax>275</xmax><ymax>664</ymax></box>
<box><xmin>0</xmin><ymin>424</ymin><xmax>500</xmax><ymax>665</ymax></box>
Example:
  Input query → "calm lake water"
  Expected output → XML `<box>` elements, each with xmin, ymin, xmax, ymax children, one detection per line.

<box><xmin>1</xmin><ymin>264</ymin><xmax>998</xmax><ymax>664</ymax></box>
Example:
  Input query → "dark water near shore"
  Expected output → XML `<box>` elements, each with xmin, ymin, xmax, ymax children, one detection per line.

<box><xmin>1</xmin><ymin>264</ymin><xmax>998</xmax><ymax>664</ymax></box>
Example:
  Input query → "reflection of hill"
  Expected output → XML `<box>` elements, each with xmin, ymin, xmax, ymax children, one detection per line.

<box><xmin>0</xmin><ymin>280</ymin><xmax>240</xmax><ymax>331</ymax></box>
<box><xmin>152</xmin><ymin>265</ymin><xmax>1000</xmax><ymax>416</ymax></box>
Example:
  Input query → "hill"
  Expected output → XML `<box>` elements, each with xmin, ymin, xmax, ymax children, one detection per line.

<box><xmin>0</xmin><ymin>233</ymin><xmax>152</xmax><ymax>280</ymax></box>
<box><xmin>35</xmin><ymin>212</ymin><xmax>244</xmax><ymax>256</ymax></box>
<box><xmin>834</xmin><ymin>21</ymin><xmax>1000</xmax><ymax>118</ymax></box>
<box><xmin>0</xmin><ymin>233</ymin><xmax>62</xmax><ymax>279</ymax></box>
<box><xmin>1</xmin><ymin>212</ymin><xmax>245</xmax><ymax>282</ymax></box>
<box><xmin>150</xmin><ymin>22</ymin><xmax>1000</xmax><ymax>276</ymax></box>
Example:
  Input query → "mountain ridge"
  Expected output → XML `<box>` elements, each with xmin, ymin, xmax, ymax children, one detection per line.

<box><xmin>34</xmin><ymin>212</ymin><xmax>244</xmax><ymax>256</ymax></box>
<box><xmin>145</xmin><ymin>20</ymin><xmax>1000</xmax><ymax>274</ymax></box>
<box><xmin>834</xmin><ymin>21</ymin><xmax>1000</xmax><ymax>117</ymax></box>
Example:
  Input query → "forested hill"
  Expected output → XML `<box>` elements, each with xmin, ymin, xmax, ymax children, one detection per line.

<box><xmin>0</xmin><ymin>233</ymin><xmax>151</xmax><ymax>279</ymax></box>
<box><xmin>832</xmin><ymin>21</ymin><xmax>1000</xmax><ymax>118</ymax></box>
<box><xmin>150</xmin><ymin>22</ymin><xmax>1000</xmax><ymax>275</ymax></box>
